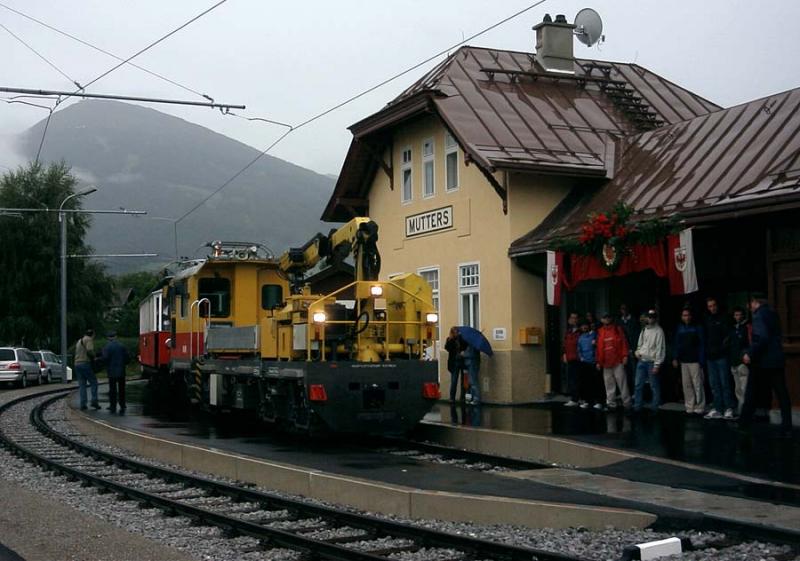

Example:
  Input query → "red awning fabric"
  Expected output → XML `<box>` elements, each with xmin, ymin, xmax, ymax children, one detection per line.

<box><xmin>565</xmin><ymin>243</ymin><xmax>668</xmax><ymax>290</ymax></box>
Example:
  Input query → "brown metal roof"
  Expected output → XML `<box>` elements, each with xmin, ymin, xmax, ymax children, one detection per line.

<box><xmin>323</xmin><ymin>45</ymin><xmax>719</xmax><ymax>221</ymax></box>
<box><xmin>509</xmin><ymin>87</ymin><xmax>800</xmax><ymax>257</ymax></box>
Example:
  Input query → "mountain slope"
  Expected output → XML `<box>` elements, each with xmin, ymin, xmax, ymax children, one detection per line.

<box><xmin>20</xmin><ymin>100</ymin><xmax>336</xmax><ymax>272</ymax></box>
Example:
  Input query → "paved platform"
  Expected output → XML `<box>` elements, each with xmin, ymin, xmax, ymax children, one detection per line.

<box><xmin>66</xmin><ymin>383</ymin><xmax>800</xmax><ymax>536</ymax></box>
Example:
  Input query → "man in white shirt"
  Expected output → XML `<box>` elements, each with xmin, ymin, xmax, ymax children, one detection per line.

<box><xmin>633</xmin><ymin>309</ymin><xmax>666</xmax><ymax>413</ymax></box>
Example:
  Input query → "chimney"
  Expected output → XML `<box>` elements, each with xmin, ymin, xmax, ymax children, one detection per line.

<box><xmin>533</xmin><ymin>13</ymin><xmax>576</xmax><ymax>74</ymax></box>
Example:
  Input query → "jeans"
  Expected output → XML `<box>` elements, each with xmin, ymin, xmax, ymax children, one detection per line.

<box><xmin>76</xmin><ymin>362</ymin><xmax>98</xmax><ymax>408</ymax></box>
<box><xmin>707</xmin><ymin>357</ymin><xmax>735</xmax><ymax>412</ymax></box>
<box><xmin>566</xmin><ymin>361</ymin><xmax>580</xmax><ymax>401</ymax></box>
<box><xmin>448</xmin><ymin>366</ymin><xmax>463</xmax><ymax>401</ymax></box>
<box><xmin>634</xmin><ymin>361</ymin><xmax>660</xmax><ymax>411</ymax></box>
<box><xmin>465</xmin><ymin>359</ymin><xmax>480</xmax><ymax>403</ymax></box>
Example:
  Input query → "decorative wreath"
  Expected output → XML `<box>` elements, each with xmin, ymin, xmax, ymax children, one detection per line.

<box><xmin>551</xmin><ymin>203</ymin><xmax>679</xmax><ymax>272</ymax></box>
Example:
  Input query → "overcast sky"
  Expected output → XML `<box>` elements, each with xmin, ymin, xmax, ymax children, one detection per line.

<box><xmin>3</xmin><ymin>0</ymin><xmax>800</xmax><ymax>177</ymax></box>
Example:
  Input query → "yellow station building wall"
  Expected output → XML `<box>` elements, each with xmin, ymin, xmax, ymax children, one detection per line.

<box><xmin>366</xmin><ymin>115</ymin><xmax>570</xmax><ymax>403</ymax></box>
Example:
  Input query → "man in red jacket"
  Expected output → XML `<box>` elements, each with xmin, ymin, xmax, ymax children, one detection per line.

<box><xmin>596</xmin><ymin>313</ymin><xmax>631</xmax><ymax>410</ymax></box>
<box><xmin>562</xmin><ymin>312</ymin><xmax>581</xmax><ymax>407</ymax></box>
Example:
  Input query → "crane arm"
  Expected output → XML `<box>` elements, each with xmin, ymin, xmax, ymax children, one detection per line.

<box><xmin>278</xmin><ymin>217</ymin><xmax>380</xmax><ymax>282</ymax></box>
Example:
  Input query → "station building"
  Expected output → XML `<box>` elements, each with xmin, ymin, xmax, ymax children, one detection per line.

<box><xmin>323</xmin><ymin>15</ymin><xmax>800</xmax><ymax>406</ymax></box>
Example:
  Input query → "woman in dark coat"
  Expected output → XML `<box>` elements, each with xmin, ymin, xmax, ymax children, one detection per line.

<box><xmin>444</xmin><ymin>327</ymin><xmax>466</xmax><ymax>402</ymax></box>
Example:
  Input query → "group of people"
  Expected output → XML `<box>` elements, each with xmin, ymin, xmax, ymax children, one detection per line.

<box><xmin>561</xmin><ymin>294</ymin><xmax>793</xmax><ymax>436</ymax></box>
<box><xmin>74</xmin><ymin>328</ymin><xmax>130</xmax><ymax>413</ymax></box>
<box><xmin>444</xmin><ymin>327</ymin><xmax>482</xmax><ymax>405</ymax></box>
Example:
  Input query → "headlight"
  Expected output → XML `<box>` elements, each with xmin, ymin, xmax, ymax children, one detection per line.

<box><xmin>312</xmin><ymin>311</ymin><xmax>327</xmax><ymax>323</ymax></box>
<box><xmin>370</xmin><ymin>285</ymin><xmax>383</xmax><ymax>297</ymax></box>
<box><xmin>426</xmin><ymin>313</ymin><xmax>439</xmax><ymax>323</ymax></box>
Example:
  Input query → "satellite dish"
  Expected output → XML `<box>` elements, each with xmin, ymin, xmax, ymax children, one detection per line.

<box><xmin>574</xmin><ymin>8</ymin><xmax>604</xmax><ymax>47</ymax></box>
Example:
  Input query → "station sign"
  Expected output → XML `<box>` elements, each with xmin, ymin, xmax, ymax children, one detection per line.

<box><xmin>405</xmin><ymin>205</ymin><xmax>453</xmax><ymax>238</ymax></box>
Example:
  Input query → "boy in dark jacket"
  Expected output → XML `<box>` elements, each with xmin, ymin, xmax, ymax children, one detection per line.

<box><xmin>729</xmin><ymin>307</ymin><xmax>751</xmax><ymax>414</ymax></box>
<box><xmin>703</xmin><ymin>297</ymin><xmax>736</xmax><ymax>419</ymax></box>
<box><xmin>741</xmin><ymin>295</ymin><xmax>792</xmax><ymax>436</ymax></box>
<box><xmin>672</xmin><ymin>308</ymin><xmax>706</xmax><ymax>414</ymax></box>
<box><xmin>577</xmin><ymin>320</ymin><xmax>600</xmax><ymax>409</ymax></box>
<box><xmin>562</xmin><ymin>312</ymin><xmax>581</xmax><ymax>407</ymax></box>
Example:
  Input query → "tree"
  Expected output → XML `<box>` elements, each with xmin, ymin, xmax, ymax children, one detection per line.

<box><xmin>0</xmin><ymin>162</ymin><xmax>114</xmax><ymax>349</ymax></box>
<box><xmin>108</xmin><ymin>271</ymin><xmax>161</xmax><ymax>337</ymax></box>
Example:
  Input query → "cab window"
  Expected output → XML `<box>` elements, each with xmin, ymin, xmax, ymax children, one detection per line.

<box><xmin>199</xmin><ymin>277</ymin><xmax>231</xmax><ymax>317</ymax></box>
<box><xmin>261</xmin><ymin>284</ymin><xmax>284</xmax><ymax>309</ymax></box>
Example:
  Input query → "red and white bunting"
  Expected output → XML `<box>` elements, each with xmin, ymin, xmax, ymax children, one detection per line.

<box><xmin>667</xmin><ymin>228</ymin><xmax>698</xmax><ymax>295</ymax></box>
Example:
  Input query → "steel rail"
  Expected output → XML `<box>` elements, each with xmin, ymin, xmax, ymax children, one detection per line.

<box><xmin>0</xmin><ymin>391</ymin><xmax>589</xmax><ymax>561</ymax></box>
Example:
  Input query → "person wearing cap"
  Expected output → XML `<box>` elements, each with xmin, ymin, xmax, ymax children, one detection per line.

<box><xmin>740</xmin><ymin>294</ymin><xmax>792</xmax><ymax>436</ymax></box>
<box><xmin>74</xmin><ymin>329</ymin><xmax>100</xmax><ymax>410</ymax></box>
<box><xmin>672</xmin><ymin>307</ymin><xmax>706</xmax><ymax>415</ymax></box>
<box><xmin>596</xmin><ymin>313</ymin><xmax>631</xmax><ymax>410</ymax></box>
<box><xmin>101</xmin><ymin>331</ymin><xmax>129</xmax><ymax>414</ymax></box>
<box><xmin>633</xmin><ymin>309</ymin><xmax>666</xmax><ymax>413</ymax></box>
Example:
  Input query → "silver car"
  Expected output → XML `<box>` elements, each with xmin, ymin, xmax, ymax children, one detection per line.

<box><xmin>34</xmin><ymin>350</ymin><xmax>67</xmax><ymax>383</ymax></box>
<box><xmin>0</xmin><ymin>347</ymin><xmax>42</xmax><ymax>388</ymax></box>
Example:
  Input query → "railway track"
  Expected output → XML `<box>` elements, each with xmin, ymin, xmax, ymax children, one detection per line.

<box><xmin>0</xmin><ymin>390</ymin><xmax>588</xmax><ymax>561</ymax></box>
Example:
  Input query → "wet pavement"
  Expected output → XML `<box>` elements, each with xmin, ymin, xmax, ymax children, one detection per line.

<box><xmin>429</xmin><ymin>401</ymin><xmax>800</xmax><ymax>487</ymax></box>
<box><xmin>74</xmin><ymin>382</ymin><xmax>800</xmax><ymax>516</ymax></box>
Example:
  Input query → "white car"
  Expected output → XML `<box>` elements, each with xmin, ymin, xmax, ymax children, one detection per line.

<box><xmin>34</xmin><ymin>350</ymin><xmax>67</xmax><ymax>383</ymax></box>
<box><xmin>0</xmin><ymin>347</ymin><xmax>42</xmax><ymax>387</ymax></box>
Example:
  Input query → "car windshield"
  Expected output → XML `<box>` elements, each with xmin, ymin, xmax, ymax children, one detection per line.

<box><xmin>0</xmin><ymin>349</ymin><xmax>15</xmax><ymax>361</ymax></box>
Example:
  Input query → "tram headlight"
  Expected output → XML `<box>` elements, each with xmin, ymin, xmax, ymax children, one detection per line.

<box><xmin>425</xmin><ymin>313</ymin><xmax>439</xmax><ymax>324</ymax></box>
<box><xmin>369</xmin><ymin>285</ymin><xmax>383</xmax><ymax>297</ymax></box>
<box><xmin>312</xmin><ymin>311</ymin><xmax>327</xmax><ymax>323</ymax></box>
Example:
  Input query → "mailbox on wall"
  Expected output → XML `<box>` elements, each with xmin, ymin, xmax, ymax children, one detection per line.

<box><xmin>519</xmin><ymin>326</ymin><xmax>543</xmax><ymax>345</ymax></box>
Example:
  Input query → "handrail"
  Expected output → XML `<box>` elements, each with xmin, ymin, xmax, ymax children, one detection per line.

<box><xmin>189</xmin><ymin>298</ymin><xmax>210</xmax><ymax>363</ymax></box>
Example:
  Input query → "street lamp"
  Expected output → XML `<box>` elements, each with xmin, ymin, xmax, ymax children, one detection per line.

<box><xmin>60</xmin><ymin>187</ymin><xmax>98</xmax><ymax>371</ymax></box>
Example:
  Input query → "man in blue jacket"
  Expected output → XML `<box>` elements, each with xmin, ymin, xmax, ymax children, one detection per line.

<box><xmin>101</xmin><ymin>331</ymin><xmax>129</xmax><ymax>414</ymax></box>
<box><xmin>672</xmin><ymin>308</ymin><xmax>706</xmax><ymax>415</ymax></box>
<box><xmin>740</xmin><ymin>294</ymin><xmax>792</xmax><ymax>437</ymax></box>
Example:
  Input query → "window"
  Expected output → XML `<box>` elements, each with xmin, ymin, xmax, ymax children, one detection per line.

<box><xmin>418</xmin><ymin>267</ymin><xmax>440</xmax><ymax>311</ymax></box>
<box><xmin>445</xmin><ymin>133</ymin><xmax>458</xmax><ymax>191</ymax></box>
<box><xmin>422</xmin><ymin>138</ymin><xmax>434</xmax><ymax>198</ymax></box>
<box><xmin>198</xmin><ymin>277</ymin><xmax>231</xmax><ymax>317</ymax></box>
<box><xmin>459</xmin><ymin>263</ymin><xmax>480</xmax><ymax>329</ymax></box>
<box><xmin>261</xmin><ymin>284</ymin><xmax>284</xmax><ymax>309</ymax></box>
<box><xmin>401</xmin><ymin>147</ymin><xmax>412</xmax><ymax>203</ymax></box>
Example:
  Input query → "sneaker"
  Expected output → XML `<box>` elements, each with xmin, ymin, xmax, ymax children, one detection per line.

<box><xmin>91</xmin><ymin>402</ymin><xmax>101</xmax><ymax>410</ymax></box>
<box><xmin>607</xmin><ymin>403</ymin><xmax>617</xmax><ymax>410</ymax></box>
<box><xmin>564</xmin><ymin>400</ymin><xmax>578</xmax><ymax>407</ymax></box>
<box><xmin>579</xmin><ymin>402</ymin><xmax>589</xmax><ymax>409</ymax></box>
<box><xmin>723</xmin><ymin>408</ymin><xmax>736</xmax><ymax>419</ymax></box>
<box><xmin>704</xmin><ymin>409</ymin><xmax>722</xmax><ymax>419</ymax></box>
<box><xmin>593</xmin><ymin>403</ymin><xmax>604</xmax><ymax>410</ymax></box>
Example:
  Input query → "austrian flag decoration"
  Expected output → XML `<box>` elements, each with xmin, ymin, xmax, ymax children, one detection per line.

<box><xmin>668</xmin><ymin>228</ymin><xmax>698</xmax><ymax>295</ymax></box>
<box><xmin>546</xmin><ymin>250</ymin><xmax>564</xmax><ymax>305</ymax></box>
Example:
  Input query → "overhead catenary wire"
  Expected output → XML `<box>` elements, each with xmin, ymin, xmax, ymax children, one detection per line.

<box><xmin>0</xmin><ymin>1</ymin><xmax>212</xmax><ymax>101</ymax></box>
<box><xmin>175</xmin><ymin>0</ymin><xmax>549</xmax><ymax>229</ymax></box>
<box><xmin>0</xmin><ymin>22</ymin><xmax>80</xmax><ymax>89</ymax></box>
<box><xmin>32</xmin><ymin>0</ymin><xmax>228</xmax><ymax>163</ymax></box>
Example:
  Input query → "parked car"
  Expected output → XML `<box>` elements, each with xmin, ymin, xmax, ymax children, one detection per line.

<box><xmin>0</xmin><ymin>347</ymin><xmax>42</xmax><ymax>387</ymax></box>
<box><xmin>34</xmin><ymin>350</ymin><xmax>66</xmax><ymax>383</ymax></box>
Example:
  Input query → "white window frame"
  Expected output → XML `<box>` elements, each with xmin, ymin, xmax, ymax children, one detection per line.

<box><xmin>417</xmin><ymin>266</ymin><xmax>440</xmax><ymax>311</ymax></box>
<box><xmin>458</xmin><ymin>261</ymin><xmax>480</xmax><ymax>329</ymax></box>
<box><xmin>422</xmin><ymin>138</ymin><xmax>435</xmax><ymax>199</ymax></box>
<box><xmin>401</xmin><ymin>146</ymin><xmax>413</xmax><ymax>204</ymax></box>
<box><xmin>445</xmin><ymin>132</ymin><xmax>459</xmax><ymax>192</ymax></box>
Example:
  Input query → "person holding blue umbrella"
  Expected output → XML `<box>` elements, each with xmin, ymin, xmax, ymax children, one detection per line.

<box><xmin>458</xmin><ymin>326</ymin><xmax>493</xmax><ymax>405</ymax></box>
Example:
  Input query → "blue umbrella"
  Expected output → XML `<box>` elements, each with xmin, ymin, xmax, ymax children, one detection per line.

<box><xmin>458</xmin><ymin>326</ymin><xmax>493</xmax><ymax>357</ymax></box>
